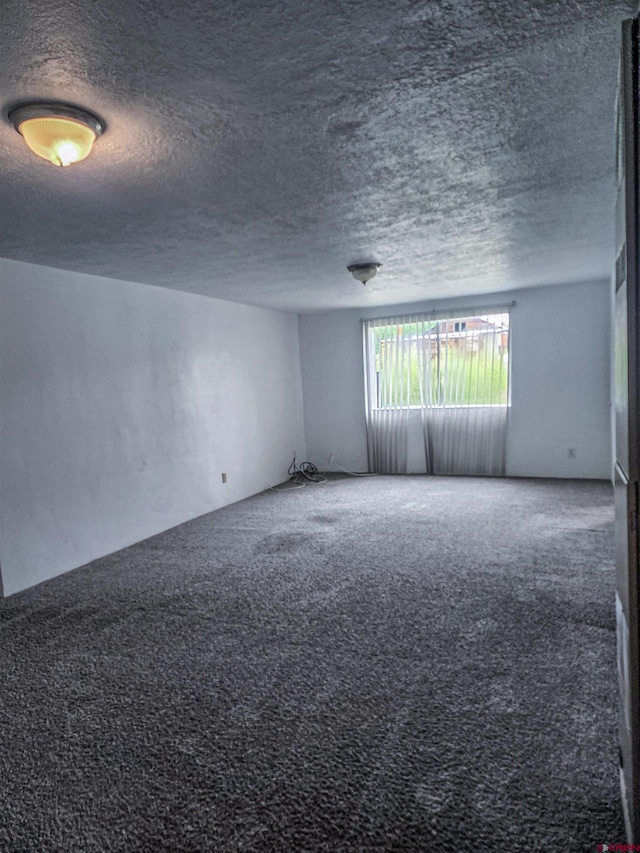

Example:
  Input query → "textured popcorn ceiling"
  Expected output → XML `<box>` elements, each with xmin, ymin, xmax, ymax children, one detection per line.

<box><xmin>0</xmin><ymin>0</ymin><xmax>635</xmax><ymax>313</ymax></box>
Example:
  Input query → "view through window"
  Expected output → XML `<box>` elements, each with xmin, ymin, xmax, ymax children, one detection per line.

<box><xmin>370</xmin><ymin>311</ymin><xmax>510</xmax><ymax>408</ymax></box>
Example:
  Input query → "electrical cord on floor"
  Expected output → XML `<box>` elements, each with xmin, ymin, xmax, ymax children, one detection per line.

<box><xmin>331</xmin><ymin>461</ymin><xmax>378</xmax><ymax>477</ymax></box>
<box><xmin>289</xmin><ymin>457</ymin><xmax>327</xmax><ymax>484</ymax></box>
<box><xmin>269</xmin><ymin>455</ymin><xmax>327</xmax><ymax>491</ymax></box>
<box><xmin>269</xmin><ymin>455</ymin><xmax>377</xmax><ymax>492</ymax></box>
<box><xmin>321</xmin><ymin>456</ymin><xmax>378</xmax><ymax>477</ymax></box>
<box><xmin>268</xmin><ymin>480</ymin><xmax>305</xmax><ymax>491</ymax></box>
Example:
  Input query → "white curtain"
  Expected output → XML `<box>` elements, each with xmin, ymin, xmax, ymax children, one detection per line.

<box><xmin>362</xmin><ymin>314</ymin><xmax>412</xmax><ymax>473</ymax></box>
<box><xmin>363</xmin><ymin>307</ymin><xmax>510</xmax><ymax>475</ymax></box>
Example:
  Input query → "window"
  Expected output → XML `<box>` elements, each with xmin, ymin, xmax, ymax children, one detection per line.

<box><xmin>368</xmin><ymin>310</ymin><xmax>510</xmax><ymax>409</ymax></box>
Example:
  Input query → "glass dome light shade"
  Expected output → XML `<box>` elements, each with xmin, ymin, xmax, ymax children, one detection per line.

<box><xmin>8</xmin><ymin>103</ymin><xmax>105</xmax><ymax>167</ymax></box>
<box><xmin>347</xmin><ymin>263</ymin><xmax>382</xmax><ymax>284</ymax></box>
<box><xmin>17</xmin><ymin>116</ymin><xmax>97</xmax><ymax>166</ymax></box>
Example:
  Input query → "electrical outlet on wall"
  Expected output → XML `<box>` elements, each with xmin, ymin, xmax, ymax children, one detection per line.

<box><xmin>568</xmin><ymin>448</ymin><xmax>577</xmax><ymax>459</ymax></box>
<box><xmin>221</xmin><ymin>472</ymin><xmax>227</xmax><ymax>483</ymax></box>
<box><xmin>328</xmin><ymin>453</ymin><xmax>336</xmax><ymax>467</ymax></box>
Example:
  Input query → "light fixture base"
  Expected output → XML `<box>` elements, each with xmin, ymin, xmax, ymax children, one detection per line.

<box><xmin>8</xmin><ymin>102</ymin><xmax>105</xmax><ymax>138</ymax></box>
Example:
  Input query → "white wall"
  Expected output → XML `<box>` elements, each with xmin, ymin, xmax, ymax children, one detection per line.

<box><xmin>299</xmin><ymin>280</ymin><xmax>612</xmax><ymax>480</ymax></box>
<box><xmin>0</xmin><ymin>258</ymin><xmax>305</xmax><ymax>596</ymax></box>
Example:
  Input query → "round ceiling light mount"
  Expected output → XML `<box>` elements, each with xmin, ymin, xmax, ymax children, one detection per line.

<box><xmin>8</xmin><ymin>101</ymin><xmax>105</xmax><ymax>167</ymax></box>
<box><xmin>347</xmin><ymin>262</ymin><xmax>382</xmax><ymax>285</ymax></box>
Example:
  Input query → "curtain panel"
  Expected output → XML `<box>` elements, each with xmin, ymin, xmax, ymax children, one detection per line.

<box><xmin>362</xmin><ymin>307</ymin><xmax>511</xmax><ymax>475</ymax></box>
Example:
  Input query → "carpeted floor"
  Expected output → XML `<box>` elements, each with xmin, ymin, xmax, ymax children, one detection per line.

<box><xmin>0</xmin><ymin>475</ymin><xmax>624</xmax><ymax>852</ymax></box>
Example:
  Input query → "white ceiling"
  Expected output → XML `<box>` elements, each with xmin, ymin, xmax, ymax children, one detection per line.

<box><xmin>0</xmin><ymin>0</ymin><xmax>635</xmax><ymax>314</ymax></box>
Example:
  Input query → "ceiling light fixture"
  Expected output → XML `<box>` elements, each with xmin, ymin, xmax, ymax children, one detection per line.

<box><xmin>8</xmin><ymin>102</ymin><xmax>105</xmax><ymax>167</ymax></box>
<box><xmin>347</xmin><ymin>262</ymin><xmax>382</xmax><ymax>285</ymax></box>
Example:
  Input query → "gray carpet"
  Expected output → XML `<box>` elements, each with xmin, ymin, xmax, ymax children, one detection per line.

<box><xmin>0</xmin><ymin>475</ymin><xmax>624</xmax><ymax>852</ymax></box>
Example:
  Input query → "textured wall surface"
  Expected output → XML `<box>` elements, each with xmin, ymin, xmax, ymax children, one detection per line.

<box><xmin>299</xmin><ymin>279</ymin><xmax>611</xmax><ymax>478</ymax></box>
<box><xmin>0</xmin><ymin>258</ymin><xmax>305</xmax><ymax>595</ymax></box>
<box><xmin>0</xmin><ymin>0</ymin><xmax>635</xmax><ymax>312</ymax></box>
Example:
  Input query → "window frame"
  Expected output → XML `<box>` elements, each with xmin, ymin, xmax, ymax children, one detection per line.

<box><xmin>365</xmin><ymin>308</ymin><xmax>512</xmax><ymax>412</ymax></box>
